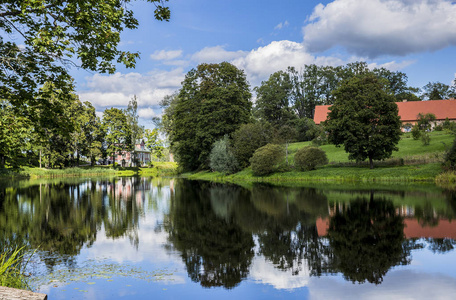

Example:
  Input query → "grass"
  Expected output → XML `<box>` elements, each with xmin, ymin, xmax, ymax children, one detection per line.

<box><xmin>0</xmin><ymin>162</ymin><xmax>178</xmax><ymax>179</ymax></box>
<box><xmin>188</xmin><ymin>131</ymin><xmax>455</xmax><ymax>184</ymax></box>
<box><xmin>0</xmin><ymin>246</ymin><xmax>29</xmax><ymax>289</ymax></box>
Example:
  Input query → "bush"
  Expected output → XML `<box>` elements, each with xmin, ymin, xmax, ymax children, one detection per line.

<box><xmin>434</xmin><ymin>124</ymin><xmax>443</xmax><ymax>131</ymax></box>
<box><xmin>294</xmin><ymin>146</ymin><xmax>328</xmax><ymax>171</ymax></box>
<box><xmin>421</xmin><ymin>131</ymin><xmax>431</xmax><ymax>145</ymax></box>
<box><xmin>250</xmin><ymin>144</ymin><xmax>284</xmax><ymax>176</ymax></box>
<box><xmin>444</xmin><ymin>138</ymin><xmax>456</xmax><ymax>170</ymax></box>
<box><xmin>209</xmin><ymin>136</ymin><xmax>239</xmax><ymax>174</ymax></box>
<box><xmin>411</xmin><ymin>125</ymin><xmax>421</xmax><ymax>140</ymax></box>
<box><xmin>232</xmin><ymin>122</ymin><xmax>273</xmax><ymax>169</ymax></box>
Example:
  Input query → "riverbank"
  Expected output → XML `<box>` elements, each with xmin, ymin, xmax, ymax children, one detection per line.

<box><xmin>0</xmin><ymin>162</ymin><xmax>178</xmax><ymax>179</ymax></box>
<box><xmin>186</xmin><ymin>162</ymin><xmax>444</xmax><ymax>184</ymax></box>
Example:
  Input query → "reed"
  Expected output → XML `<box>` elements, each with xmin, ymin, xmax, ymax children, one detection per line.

<box><xmin>0</xmin><ymin>246</ymin><xmax>28</xmax><ymax>289</ymax></box>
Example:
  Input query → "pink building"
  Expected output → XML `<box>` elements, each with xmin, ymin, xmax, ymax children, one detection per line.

<box><xmin>109</xmin><ymin>140</ymin><xmax>151</xmax><ymax>167</ymax></box>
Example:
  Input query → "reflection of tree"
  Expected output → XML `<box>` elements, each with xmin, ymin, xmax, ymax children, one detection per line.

<box><xmin>328</xmin><ymin>196</ymin><xmax>408</xmax><ymax>284</ymax></box>
<box><xmin>252</xmin><ymin>184</ymin><xmax>333</xmax><ymax>276</ymax></box>
<box><xmin>166</xmin><ymin>180</ymin><xmax>254</xmax><ymax>289</ymax></box>
<box><xmin>0</xmin><ymin>178</ymin><xmax>144</xmax><ymax>271</ymax></box>
<box><xmin>415</xmin><ymin>202</ymin><xmax>439</xmax><ymax>227</ymax></box>
<box><xmin>426</xmin><ymin>238</ymin><xmax>456</xmax><ymax>253</ymax></box>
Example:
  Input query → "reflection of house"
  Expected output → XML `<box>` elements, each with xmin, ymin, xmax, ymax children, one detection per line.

<box><xmin>316</xmin><ymin>217</ymin><xmax>456</xmax><ymax>239</ymax></box>
<box><xmin>313</xmin><ymin>99</ymin><xmax>456</xmax><ymax>131</ymax></box>
<box><xmin>108</xmin><ymin>140</ymin><xmax>151</xmax><ymax>167</ymax></box>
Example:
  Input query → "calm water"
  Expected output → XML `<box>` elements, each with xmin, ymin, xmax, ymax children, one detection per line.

<box><xmin>1</xmin><ymin>177</ymin><xmax>456</xmax><ymax>299</ymax></box>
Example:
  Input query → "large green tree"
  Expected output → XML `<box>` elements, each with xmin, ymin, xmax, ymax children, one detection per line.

<box><xmin>1</xmin><ymin>0</ymin><xmax>170</xmax><ymax>107</ymax></box>
<box><xmin>102</xmin><ymin>107</ymin><xmax>131</xmax><ymax>163</ymax></box>
<box><xmin>254</xmin><ymin>70</ymin><xmax>294</xmax><ymax>126</ymax></box>
<box><xmin>169</xmin><ymin>62</ymin><xmax>252</xmax><ymax>171</ymax></box>
<box><xmin>324</xmin><ymin>73</ymin><xmax>402</xmax><ymax>169</ymax></box>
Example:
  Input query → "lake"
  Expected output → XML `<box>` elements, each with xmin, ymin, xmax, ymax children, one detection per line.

<box><xmin>1</xmin><ymin>177</ymin><xmax>456</xmax><ymax>299</ymax></box>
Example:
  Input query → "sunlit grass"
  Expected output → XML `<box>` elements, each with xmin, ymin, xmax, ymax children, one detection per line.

<box><xmin>0</xmin><ymin>246</ymin><xmax>28</xmax><ymax>289</ymax></box>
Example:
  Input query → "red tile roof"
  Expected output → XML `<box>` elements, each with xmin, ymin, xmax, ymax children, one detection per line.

<box><xmin>313</xmin><ymin>99</ymin><xmax>456</xmax><ymax>124</ymax></box>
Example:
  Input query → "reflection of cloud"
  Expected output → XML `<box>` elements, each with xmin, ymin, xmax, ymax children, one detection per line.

<box><xmin>308</xmin><ymin>270</ymin><xmax>456</xmax><ymax>300</ymax></box>
<box><xmin>249</xmin><ymin>256</ymin><xmax>309</xmax><ymax>290</ymax></box>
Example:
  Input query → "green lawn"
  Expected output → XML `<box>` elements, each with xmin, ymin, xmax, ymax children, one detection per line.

<box><xmin>188</xmin><ymin>131</ymin><xmax>455</xmax><ymax>184</ymax></box>
<box><xmin>288</xmin><ymin>131</ymin><xmax>454</xmax><ymax>164</ymax></box>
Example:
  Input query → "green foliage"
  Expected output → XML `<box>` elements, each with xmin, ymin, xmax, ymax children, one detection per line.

<box><xmin>250</xmin><ymin>144</ymin><xmax>285</xmax><ymax>176</ymax></box>
<box><xmin>1</xmin><ymin>0</ymin><xmax>170</xmax><ymax>108</ymax></box>
<box><xmin>421</xmin><ymin>131</ymin><xmax>431</xmax><ymax>145</ymax></box>
<box><xmin>209</xmin><ymin>136</ymin><xmax>239</xmax><ymax>174</ymax></box>
<box><xmin>126</xmin><ymin>96</ymin><xmax>144</xmax><ymax>166</ymax></box>
<box><xmin>444</xmin><ymin>138</ymin><xmax>456</xmax><ymax>170</ymax></box>
<box><xmin>231</xmin><ymin>122</ymin><xmax>273</xmax><ymax>169</ymax></box>
<box><xmin>417</xmin><ymin>113</ymin><xmax>436</xmax><ymax>131</ymax></box>
<box><xmin>294</xmin><ymin>147</ymin><xmax>328</xmax><ymax>171</ymax></box>
<box><xmin>292</xmin><ymin>118</ymin><xmax>320</xmax><ymax>142</ymax></box>
<box><xmin>254</xmin><ymin>71</ymin><xmax>294</xmax><ymax>126</ymax></box>
<box><xmin>411</xmin><ymin>125</ymin><xmax>421</xmax><ymax>140</ymax></box>
<box><xmin>0</xmin><ymin>246</ymin><xmax>28</xmax><ymax>289</ymax></box>
<box><xmin>102</xmin><ymin>108</ymin><xmax>132</xmax><ymax>159</ymax></box>
<box><xmin>421</xmin><ymin>82</ymin><xmax>456</xmax><ymax>100</ymax></box>
<box><xmin>324</xmin><ymin>73</ymin><xmax>402</xmax><ymax>169</ymax></box>
<box><xmin>169</xmin><ymin>62</ymin><xmax>252</xmax><ymax>171</ymax></box>
<box><xmin>145</xmin><ymin>129</ymin><xmax>164</xmax><ymax>160</ymax></box>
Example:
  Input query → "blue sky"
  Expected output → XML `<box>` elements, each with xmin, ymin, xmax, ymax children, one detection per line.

<box><xmin>72</xmin><ymin>0</ymin><xmax>456</xmax><ymax>128</ymax></box>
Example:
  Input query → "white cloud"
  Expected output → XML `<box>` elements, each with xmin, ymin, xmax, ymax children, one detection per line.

<box><xmin>138</xmin><ymin>107</ymin><xmax>159</xmax><ymax>119</ymax></box>
<box><xmin>150</xmin><ymin>49</ymin><xmax>183</xmax><ymax>61</ymax></box>
<box><xmin>303</xmin><ymin>0</ymin><xmax>456</xmax><ymax>58</ymax></box>
<box><xmin>191</xmin><ymin>45</ymin><xmax>247</xmax><ymax>63</ymax></box>
<box><xmin>231</xmin><ymin>40</ymin><xmax>344</xmax><ymax>85</ymax></box>
<box><xmin>79</xmin><ymin>69</ymin><xmax>184</xmax><ymax>108</ymax></box>
<box><xmin>274</xmin><ymin>21</ymin><xmax>290</xmax><ymax>30</ymax></box>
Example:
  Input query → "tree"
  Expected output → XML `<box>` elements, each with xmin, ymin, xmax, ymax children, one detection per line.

<box><xmin>294</xmin><ymin>147</ymin><xmax>328</xmax><ymax>171</ymax></box>
<box><xmin>421</xmin><ymin>82</ymin><xmax>456</xmax><ymax>100</ymax></box>
<box><xmin>1</xmin><ymin>0</ymin><xmax>170</xmax><ymax>108</ymax></box>
<box><xmin>209</xmin><ymin>135</ymin><xmax>239</xmax><ymax>174</ymax></box>
<box><xmin>102</xmin><ymin>108</ymin><xmax>131</xmax><ymax>165</ymax></box>
<box><xmin>169</xmin><ymin>62</ymin><xmax>252</xmax><ymax>171</ymax></box>
<box><xmin>254</xmin><ymin>70</ymin><xmax>294</xmax><ymax>126</ymax></box>
<box><xmin>126</xmin><ymin>96</ymin><xmax>144</xmax><ymax>166</ymax></box>
<box><xmin>324</xmin><ymin>73</ymin><xmax>402</xmax><ymax>169</ymax></box>
<box><xmin>231</xmin><ymin>122</ymin><xmax>273</xmax><ymax>169</ymax></box>
<box><xmin>144</xmin><ymin>128</ymin><xmax>164</xmax><ymax>161</ymax></box>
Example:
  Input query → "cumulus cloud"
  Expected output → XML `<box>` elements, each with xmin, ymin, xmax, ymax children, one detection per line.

<box><xmin>191</xmin><ymin>45</ymin><xmax>247</xmax><ymax>63</ymax></box>
<box><xmin>231</xmin><ymin>40</ymin><xmax>344</xmax><ymax>85</ymax></box>
<box><xmin>79</xmin><ymin>68</ymin><xmax>184</xmax><ymax>108</ymax></box>
<box><xmin>303</xmin><ymin>0</ymin><xmax>456</xmax><ymax>58</ymax></box>
<box><xmin>150</xmin><ymin>49</ymin><xmax>183</xmax><ymax>61</ymax></box>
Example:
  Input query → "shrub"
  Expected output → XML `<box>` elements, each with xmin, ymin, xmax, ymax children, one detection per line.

<box><xmin>444</xmin><ymin>138</ymin><xmax>456</xmax><ymax>170</ymax></box>
<box><xmin>294</xmin><ymin>146</ymin><xmax>328</xmax><ymax>171</ymax></box>
<box><xmin>250</xmin><ymin>144</ymin><xmax>284</xmax><ymax>176</ymax></box>
<box><xmin>434</xmin><ymin>124</ymin><xmax>443</xmax><ymax>131</ymax></box>
<box><xmin>421</xmin><ymin>131</ymin><xmax>431</xmax><ymax>145</ymax></box>
<box><xmin>232</xmin><ymin>122</ymin><xmax>273</xmax><ymax>169</ymax></box>
<box><xmin>411</xmin><ymin>125</ymin><xmax>421</xmax><ymax>140</ymax></box>
<box><xmin>209</xmin><ymin>135</ymin><xmax>239</xmax><ymax>174</ymax></box>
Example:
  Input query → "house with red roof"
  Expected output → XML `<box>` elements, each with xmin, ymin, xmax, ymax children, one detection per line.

<box><xmin>313</xmin><ymin>99</ymin><xmax>456</xmax><ymax>131</ymax></box>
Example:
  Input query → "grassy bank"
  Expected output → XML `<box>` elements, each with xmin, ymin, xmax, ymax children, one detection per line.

<box><xmin>187</xmin><ymin>163</ymin><xmax>442</xmax><ymax>183</ymax></box>
<box><xmin>0</xmin><ymin>162</ymin><xmax>178</xmax><ymax>179</ymax></box>
<box><xmin>187</xmin><ymin>131</ymin><xmax>455</xmax><ymax>184</ymax></box>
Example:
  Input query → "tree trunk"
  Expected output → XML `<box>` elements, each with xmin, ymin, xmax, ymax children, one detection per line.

<box><xmin>369</xmin><ymin>157</ymin><xmax>374</xmax><ymax>169</ymax></box>
<box><xmin>286</xmin><ymin>142</ymin><xmax>289</xmax><ymax>165</ymax></box>
<box><xmin>39</xmin><ymin>149</ymin><xmax>42</xmax><ymax>168</ymax></box>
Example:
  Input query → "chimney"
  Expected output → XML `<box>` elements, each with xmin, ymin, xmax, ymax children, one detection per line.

<box><xmin>402</xmin><ymin>99</ymin><xmax>407</xmax><ymax>102</ymax></box>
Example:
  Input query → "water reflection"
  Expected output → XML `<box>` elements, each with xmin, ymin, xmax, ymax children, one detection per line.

<box><xmin>1</xmin><ymin>178</ymin><xmax>456</xmax><ymax>294</ymax></box>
